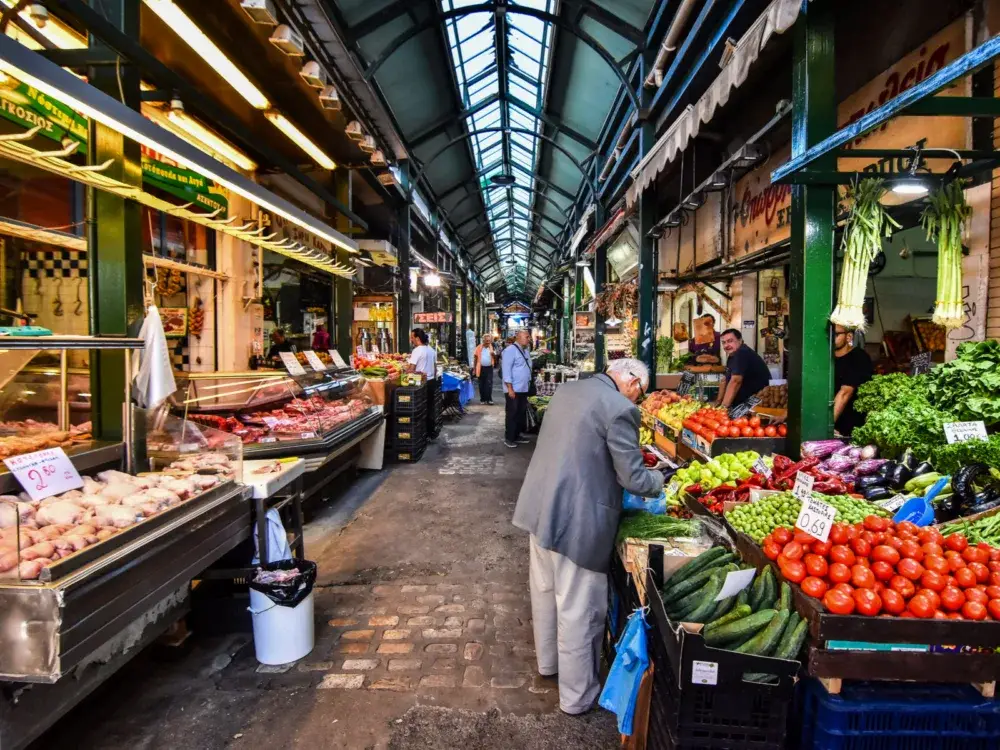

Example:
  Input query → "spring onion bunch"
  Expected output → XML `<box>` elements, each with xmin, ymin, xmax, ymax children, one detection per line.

<box><xmin>830</xmin><ymin>178</ymin><xmax>900</xmax><ymax>330</ymax></box>
<box><xmin>922</xmin><ymin>181</ymin><xmax>972</xmax><ymax>329</ymax></box>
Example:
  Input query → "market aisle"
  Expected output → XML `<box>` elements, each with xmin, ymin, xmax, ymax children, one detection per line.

<box><xmin>35</xmin><ymin>400</ymin><xmax>619</xmax><ymax>750</ymax></box>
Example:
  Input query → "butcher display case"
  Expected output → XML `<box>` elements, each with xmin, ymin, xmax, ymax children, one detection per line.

<box><xmin>170</xmin><ymin>369</ymin><xmax>383</xmax><ymax>460</ymax></box>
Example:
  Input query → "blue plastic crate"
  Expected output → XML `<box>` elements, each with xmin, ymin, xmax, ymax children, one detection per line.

<box><xmin>800</xmin><ymin>678</ymin><xmax>1000</xmax><ymax>750</ymax></box>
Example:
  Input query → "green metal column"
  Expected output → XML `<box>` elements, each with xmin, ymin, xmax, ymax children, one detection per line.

<box><xmin>593</xmin><ymin>206</ymin><xmax>607</xmax><ymax>371</ymax></box>
<box><xmin>788</xmin><ymin>0</ymin><xmax>837</xmax><ymax>446</ymax></box>
<box><xmin>333</xmin><ymin>169</ymin><xmax>353</xmax><ymax>362</ymax></box>
<box><xmin>87</xmin><ymin>0</ymin><xmax>142</xmax><ymax>441</ymax></box>
<box><xmin>562</xmin><ymin>273</ymin><xmax>572</xmax><ymax>363</ymax></box>
<box><xmin>637</xmin><ymin>52</ymin><xmax>658</xmax><ymax>376</ymax></box>
<box><xmin>397</xmin><ymin>162</ymin><xmax>412</xmax><ymax>353</ymax></box>
<box><xmin>448</xmin><ymin>279</ymin><xmax>457</xmax><ymax>358</ymax></box>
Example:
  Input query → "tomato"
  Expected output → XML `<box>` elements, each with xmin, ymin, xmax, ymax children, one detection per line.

<box><xmin>881</xmin><ymin>588</ymin><xmax>905</xmax><ymax>615</ymax></box>
<box><xmin>851</xmin><ymin>538</ymin><xmax>872</xmax><ymax>558</ymax></box>
<box><xmin>897</xmin><ymin>558</ymin><xmax>925</xmax><ymax>581</ymax></box>
<box><xmin>823</xmin><ymin>588</ymin><xmax>855</xmax><ymax>615</ymax></box>
<box><xmin>990</xmin><ymin>561</ymin><xmax>1000</xmax><ymax>573</ymax></box>
<box><xmin>764</xmin><ymin>425</ymin><xmax>777</xmax><ymax>437</ymax></box>
<box><xmin>829</xmin><ymin>524</ymin><xmax>850</xmax><ymax>545</ymax></box>
<box><xmin>794</xmin><ymin>529</ymin><xmax>817</xmax><ymax>544</ymax></box>
<box><xmin>804</xmin><ymin>554</ymin><xmax>828</xmax><ymax>578</ymax></box>
<box><xmin>907</xmin><ymin>594</ymin><xmax>935</xmax><ymax>618</ymax></box>
<box><xmin>963</xmin><ymin>601</ymin><xmax>988</xmax><ymax>620</ymax></box>
<box><xmin>885</xmin><ymin>535</ymin><xmax>905</xmax><ymax>551</ymax></box>
<box><xmin>945</xmin><ymin>533</ymin><xmax>969</xmax><ymax>552</ymax></box>
<box><xmin>919</xmin><ymin>570</ymin><xmax>946</xmax><ymax>592</ymax></box>
<box><xmin>772</xmin><ymin>527</ymin><xmax>792</xmax><ymax>545</ymax></box>
<box><xmin>763</xmin><ymin>533</ymin><xmax>775</xmax><ymax>547</ymax></box>
<box><xmin>933</xmin><ymin>610</ymin><xmax>949</xmax><ymax>619</ymax></box>
<box><xmin>853</xmin><ymin>588</ymin><xmax>882</xmax><ymax>616</ymax></box>
<box><xmin>918</xmin><ymin>528</ymin><xmax>944</xmax><ymax>545</ymax></box>
<box><xmin>764</xmin><ymin>542</ymin><xmax>782</xmax><ymax>560</ymax></box>
<box><xmin>748</xmin><ymin>416</ymin><xmax>761</xmax><ymax>428</ymax></box>
<box><xmin>851</xmin><ymin>564</ymin><xmax>875</xmax><ymax>589</ymax></box>
<box><xmin>871</xmin><ymin>560</ymin><xmax>894</xmax><ymax>582</ymax></box>
<box><xmin>777</xmin><ymin>424</ymin><xmax>787</xmax><ymax>437</ymax></box>
<box><xmin>967</xmin><ymin>561</ymin><xmax>990</xmax><ymax>584</ymax></box>
<box><xmin>833</xmin><ymin>582</ymin><xmax>856</xmax><ymax>596</ymax></box>
<box><xmin>871</xmin><ymin>545</ymin><xmax>900</xmax><ymax>566</ymax></box>
<box><xmin>811</xmin><ymin>539</ymin><xmax>832</xmax><ymax>556</ymax></box>
<box><xmin>917</xmin><ymin>589</ymin><xmax>941</xmax><ymax>610</ymax></box>
<box><xmin>863</xmin><ymin>515</ymin><xmax>888</xmax><ymax>532</ymax></box>
<box><xmin>954</xmin><ymin>567</ymin><xmax>978</xmax><ymax>589</ymax></box>
<box><xmin>734</xmin><ymin>418</ymin><xmax>748</xmax><ymax>428</ymax></box>
<box><xmin>890</xmin><ymin>575</ymin><xmax>916</xmax><ymax>599</ymax></box>
<box><xmin>947</xmin><ymin>612</ymin><xmax>964</xmax><ymax>620</ymax></box>
<box><xmin>964</xmin><ymin>588</ymin><xmax>989</xmax><ymax>605</ymax></box>
<box><xmin>896</xmin><ymin>521</ymin><xmax>918</xmax><ymax>536</ymax></box>
<box><xmin>991</xmin><ymin>548</ymin><xmax>1000</xmax><ymax>562</ymax></box>
<box><xmin>780</xmin><ymin>559</ymin><xmax>807</xmax><ymax>583</ymax></box>
<box><xmin>899</xmin><ymin>540</ymin><xmax>924</xmax><ymax>561</ymax></box>
<box><xmin>854</xmin><ymin>557</ymin><xmax>870</xmax><ymax>569</ymax></box>
<box><xmin>801</xmin><ymin>576</ymin><xmax>828</xmax><ymax>599</ymax></box>
<box><xmin>923</xmin><ymin>555</ymin><xmax>949</xmax><ymax>576</ymax></box>
<box><xmin>828</xmin><ymin>562</ymin><xmax>852</xmax><ymax>584</ymax></box>
<box><xmin>781</xmin><ymin>541</ymin><xmax>804</xmax><ymax>561</ymax></box>
<box><xmin>753</xmin><ymin>427</ymin><xmax>765</xmax><ymax>437</ymax></box>
<box><xmin>830</xmin><ymin>545</ymin><xmax>856</xmax><ymax>566</ymax></box>
<box><xmin>940</xmin><ymin>587</ymin><xmax>966</xmax><ymax>611</ymax></box>
<box><xmin>728</xmin><ymin>426</ymin><xmax>741</xmax><ymax>438</ymax></box>
<box><xmin>963</xmin><ymin>546</ymin><xmax>989</xmax><ymax>565</ymax></box>
<box><xmin>987</xmin><ymin>599</ymin><xmax>1000</xmax><ymax>621</ymax></box>
<box><xmin>921</xmin><ymin>542</ymin><xmax>944</xmax><ymax>558</ymax></box>
<box><xmin>946</xmin><ymin>554</ymin><xmax>968</xmax><ymax>572</ymax></box>
<box><xmin>740</xmin><ymin>426</ymin><xmax>754</xmax><ymax>437</ymax></box>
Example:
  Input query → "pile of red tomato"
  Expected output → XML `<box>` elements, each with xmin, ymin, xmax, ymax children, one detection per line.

<box><xmin>682</xmin><ymin>408</ymin><xmax>787</xmax><ymax>442</ymax></box>
<box><xmin>762</xmin><ymin>517</ymin><xmax>1000</xmax><ymax>620</ymax></box>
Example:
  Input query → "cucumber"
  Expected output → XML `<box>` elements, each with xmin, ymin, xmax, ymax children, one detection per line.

<box><xmin>757</xmin><ymin>568</ymin><xmax>777</xmax><ymax>610</ymax></box>
<box><xmin>778</xmin><ymin>582</ymin><xmax>791</xmax><ymax>612</ymax></box>
<box><xmin>736</xmin><ymin>609</ymin><xmax>790</xmax><ymax>656</ymax></box>
<box><xmin>663</xmin><ymin>547</ymin><xmax>728</xmax><ymax>587</ymax></box>
<box><xmin>748</xmin><ymin>570</ymin><xmax>767</xmax><ymax>610</ymax></box>
<box><xmin>774</xmin><ymin>617</ymin><xmax>808</xmax><ymax>661</ymax></box>
<box><xmin>683</xmin><ymin>568</ymin><xmax>729</xmax><ymax>623</ymax></box>
<box><xmin>704</xmin><ymin>604</ymin><xmax>752</xmax><ymax>634</ymax></box>
<box><xmin>707</xmin><ymin>595</ymin><xmax>735</xmax><ymax>623</ymax></box>
<box><xmin>668</xmin><ymin>565</ymin><xmax>738</xmax><ymax>618</ymax></box>
<box><xmin>736</xmin><ymin>587</ymin><xmax>750</xmax><ymax>608</ymax></box>
<box><xmin>662</xmin><ymin>555</ymin><xmax>735</xmax><ymax>603</ymax></box>
<box><xmin>702</xmin><ymin>609</ymin><xmax>775</xmax><ymax>647</ymax></box>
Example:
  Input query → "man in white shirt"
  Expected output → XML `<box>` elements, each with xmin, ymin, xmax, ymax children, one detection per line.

<box><xmin>407</xmin><ymin>328</ymin><xmax>437</xmax><ymax>380</ymax></box>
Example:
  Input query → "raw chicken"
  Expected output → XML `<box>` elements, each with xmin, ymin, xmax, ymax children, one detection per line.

<box><xmin>36</xmin><ymin>502</ymin><xmax>85</xmax><ymax>527</ymax></box>
<box><xmin>20</xmin><ymin>541</ymin><xmax>55</xmax><ymax>560</ymax></box>
<box><xmin>145</xmin><ymin>488</ymin><xmax>181</xmax><ymax>506</ymax></box>
<box><xmin>101</xmin><ymin>483</ymin><xmax>140</xmax><ymax>501</ymax></box>
<box><xmin>94</xmin><ymin>505</ymin><xmax>138</xmax><ymax>529</ymax></box>
<box><xmin>81</xmin><ymin>476</ymin><xmax>105</xmax><ymax>495</ymax></box>
<box><xmin>76</xmin><ymin>494</ymin><xmax>112</xmax><ymax>509</ymax></box>
<box><xmin>191</xmin><ymin>475</ymin><xmax>220</xmax><ymax>490</ymax></box>
<box><xmin>18</xmin><ymin>559</ymin><xmax>45</xmax><ymax>580</ymax></box>
<box><xmin>160</xmin><ymin>479</ymin><xmax>194</xmax><ymax>500</ymax></box>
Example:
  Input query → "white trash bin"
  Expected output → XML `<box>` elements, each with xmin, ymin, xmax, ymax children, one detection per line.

<box><xmin>249</xmin><ymin>587</ymin><xmax>315</xmax><ymax>665</ymax></box>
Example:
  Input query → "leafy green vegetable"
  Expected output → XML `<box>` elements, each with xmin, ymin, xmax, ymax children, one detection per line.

<box><xmin>925</xmin><ymin>340</ymin><xmax>1000</xmax><ymax>426</ymax></box>
<box><xmin>854</xmin><ymin>373</ymin><xmax>929</xmax><ymax>415</ymax></box>
<box><xmin>852</xmin><ymin>395</ymin><xmax>957</xmax><ymax>461</ymax></box>
<box><xmin>616</xmin><ymin>512</ymin><xmax>701</xmax><ymax>543</ymax></box>
<box><xmin>931</xmin><ymin>435</ymin><xmax>1000</xmax><ymax>475</ymax></box>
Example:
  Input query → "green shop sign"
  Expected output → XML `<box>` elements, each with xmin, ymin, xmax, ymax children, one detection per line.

<box><xmin>141</xmin><ymin>154</ymin><xmax>228</xmax><ymax>214</ymax></box>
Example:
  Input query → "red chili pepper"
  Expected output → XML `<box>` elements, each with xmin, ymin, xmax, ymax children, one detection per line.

<box><xmin>686</xmin><ymin>483</ymin><xmax>703</xmax><ymax>496</ymax></box>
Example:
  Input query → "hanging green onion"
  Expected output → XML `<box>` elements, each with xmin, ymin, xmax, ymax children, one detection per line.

<box><xmin>831</xmin><ymin>178</ymin><xmax>900</xmax><ymax>330</ymax></box>
<box><xmin>922</xmin><ymin>181</ymin><xmax>972</xmax><ymax>330</ymax></box>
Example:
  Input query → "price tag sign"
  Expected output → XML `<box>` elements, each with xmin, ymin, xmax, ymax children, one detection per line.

<box><xmin>330</xmin><ymin>350</ymin><xmax>349</xmax><ymax>369</ymax></box>
<box><xmin>261</xmin><ymin>416</ymin><xmax>279</xmax><ymax>429</ymax></box>
<box><xmin>944</xmin><ymin>421</ymin><xmax>987</xmax><ymax>444</ymax></box>
<box><xmin>666</xmin><ymin>479</ymin><xmax>681</xmax><ymax>496</ymax></box>
<box><xmin>691</xmin><ymin>660</ymin><xmax>718</xmax><ymax>686</ymax></box>
<box><xmin>3</xmin><ymin>448</ymin><xmax>83</xmax><ymax>501</ymax></box>
<box><xmin>259</xmin><ymin>437</ymin><xmax>277</xmax><ymax>444</ymax></box>
<box><xmin>303</xmin><ymin>350</ymin><xmax>327</xmax><ymax>372</ymax></box>
<box><xmin>655</xmin><ymin>420</ymin><xmax>666</xmax><ymax>436</ymax></box>
<box><xmin>795</xmin><ymin>495</ymin><xmax>837</xmax><ymax>543</ymax></box>
<box><xmin>676</xmin><ymin>371</ymin><xmax>696</xmax><ymax>396</ymax></box>
<box><xmin>279</xmin><ymin>351</ymin><xmax>306</xmax><ymax>376</ymax></box>
<box><xmin>356</xmin><ymin>345</ymin><xmax>365</xmax><ymax>359</ymax></box>
<box><xmin>792</xmin><ymin>471</ymin><xmax>815</xmax><ymax>502</ymax></box>
<box><xmin>753</xmin><ymin>457</ymin><xmax>772</xmax><ymax>479</ymax></box>
<box><xmin>300</xmin><ymin>431</ymin><xmax>317</xmax><ymax>439</ymax></box>
<box><xmin>876</xmin><ymin>493</ymin><xmax>908</xmax><ymax>512</ymax></box>
<box><xmin>910</xmin><ymin>351</ymin><xmax>933</xmax><ymax>376</ymax></box>
<box><xmin>714</xmin><ymin>568</ymin><xmax>756</xmax><ymax>601</ymax></box>
<box><xmin>728</xmin><ymin>395</ymin><xmax>761</xmax><ymax>420</ymax></box>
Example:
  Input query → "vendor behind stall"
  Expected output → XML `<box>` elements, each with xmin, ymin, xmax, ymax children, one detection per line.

<box><xmin>688</xmin><ymin>314</ymin><xmax>721</xmax><ymax>365</ymax></box>
<box><xmin>833</xmin><ymin>324</ymin><xmax>873</xmax><ymax>437</ymax></box>
<box><xmin>716</xmin><ymin>328</ymin><xmax>770</xmax><ymax>409</ymax></box>
<box><xmin>267</xmin><ymin>329</ymin><xmax>294</xmax><ymax>359</ymax></box>
<box><xmin>408</xmin><ymin>328</ymin><xmax>437</xmax><ymax>380</ymax></box>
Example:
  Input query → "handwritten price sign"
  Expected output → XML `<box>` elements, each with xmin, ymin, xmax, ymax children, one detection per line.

<box><xmin>795</xmin><ymin>496</ymin><xmax>837</xmax><ymax>543</ymax></box>
<box><xmin>3</xmin><ymin>448</ymin><xmax>83</xmax><ymax>501</ymax></box>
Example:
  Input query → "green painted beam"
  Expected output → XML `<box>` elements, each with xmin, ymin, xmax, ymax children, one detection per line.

<box><xmin>787</xmin><ymin>0</ymin><xmax>836</xmax><ymax>448</ymax></box>
<box><xmin>904</xmin><ymin>96</ymin><xmax>1000</xmax><ymax>117</ymax></box>
<box><xmin>333</xmin><ymin>170</ymin><xmax>354</xmax><ymax>362</ymax></box>
<box><xmin>636</xmin><ymin>48</ymin><xmax>657</xmax><ymax>376</ymax></box>
<box><xmin>397</xmin><ymin>162</ymin><xmax>412</xmax><ymax>353</ymax></box>
<box><xmin>593</xmin><ymin>202</ymin><xmax>607</xmax><ymax>372</ymax></box>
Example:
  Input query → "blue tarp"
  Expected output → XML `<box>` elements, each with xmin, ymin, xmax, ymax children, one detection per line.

<box><xmin>441</xmin><ymin>372</ymin><xmax>475</xmax><ymax>407</ymax></box>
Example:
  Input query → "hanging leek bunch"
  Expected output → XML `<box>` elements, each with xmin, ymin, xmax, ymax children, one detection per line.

<box><xmin>831</xmin><ymin>178</ymin><xmax>900</xmax><ymax>330</ymax></box>
<box><xmin>922</xmin><ymin>181</ymin><xmax>972</xmax><ymax>330</ymax></box>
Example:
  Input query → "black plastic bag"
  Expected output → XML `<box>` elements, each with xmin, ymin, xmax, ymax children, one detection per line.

<box><xmin>249</xmin><ymin>558</ymin><xmax>317</xmax><ymax>608</ymax></box>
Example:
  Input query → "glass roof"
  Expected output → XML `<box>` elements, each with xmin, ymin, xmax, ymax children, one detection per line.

<box><xmin>442</xmin><ymin>0</ymin><xmax>554</xmax><ymax>294</ymax></box>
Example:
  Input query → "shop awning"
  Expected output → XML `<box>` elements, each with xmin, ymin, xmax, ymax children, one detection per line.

<box><xmin>626</xmin><ymin>0</ymin><xmax>802</xmax><ymax>208</ymax></box>
<box><xmin>0</xmin><ymin>34</ymin><xmax>358</xmax><ymax>275</ymax></box>
<box><xmin>583</xmin><ymin>206</ymin><xmax>631</xmax><ymax>257</ymax></box>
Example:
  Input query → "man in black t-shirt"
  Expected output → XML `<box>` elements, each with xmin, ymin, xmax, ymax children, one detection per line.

<box><xmin>833</xmin><ymin>325</ymin><xmax>874</xmax><ymax>436</ymax></box>
<box><xmin>717</xmin><ymin>329</ymin><xmax>771</xmax><ymax>409</ymax></box>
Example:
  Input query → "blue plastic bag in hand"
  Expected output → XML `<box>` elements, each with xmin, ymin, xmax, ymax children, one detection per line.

<box><xmin>599</xmin><ymin>609</ymin><xmax>650</xmax><ymax>736</ymax></box>
<box><xmin>623</xmin><ymin>489</ymin><xmax>667</xmax><ymax>514</ymax></box>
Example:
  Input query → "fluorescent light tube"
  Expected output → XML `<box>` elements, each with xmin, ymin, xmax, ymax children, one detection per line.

<box><xmin>0</xmin><ymin>0</ymin><xmax>87</xmax><ymax>49</ymax></box>
<box><xmin>142</xmin><ymin>0</ymin><xmax>270</xmax><ymax>110</ymax></box>
<box><xmin>166</xmin><ymin>107</ymin><xmax>257</xmax><ymax>171</ymax></box>
<box><xmin>264</xmin><ymin>110</ymin><xmax>336</xmax><ymax>170</ymax></box>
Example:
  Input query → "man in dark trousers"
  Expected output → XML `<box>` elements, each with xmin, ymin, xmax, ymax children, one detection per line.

<box><xmin>501</xmin><ymin>329</ymin><xmax>532</xmax><ymax>448</ymax></box>
<box><xmin>833</xmin><ymin>324</ymin><xmax>874</xmax><ymax>436</ymax></box>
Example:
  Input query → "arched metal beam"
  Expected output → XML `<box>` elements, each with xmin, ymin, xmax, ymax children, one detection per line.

<box><xmin>362</xmin><ymin>3</ymin><xmax>640</xmax><ymax>112</ymax></box>
<box><xmin>447</xmin><ymin>181</ymin><xmax>572</xmax><ymax>224</ymax></box>
<box><xmin>465</xmin><ymin>221</ymin><xmax>561</xmax><ymax>252</ymax></box>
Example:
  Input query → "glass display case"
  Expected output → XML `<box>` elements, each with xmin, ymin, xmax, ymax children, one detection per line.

<box><xmin>171</xmin><ymin>370</ymin><xmax>379</xmax><ymax>454</ymax></box>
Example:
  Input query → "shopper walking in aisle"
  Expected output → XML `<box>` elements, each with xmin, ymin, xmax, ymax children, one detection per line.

<box><xmin>474</xmin><ymin>333</ymin><xmax>496</xmax><ymax>405</ymax></box>
<box><xmin>501</xmin><ymin>329</ymin><xmax>533</xmax><ymax>448</ymax></box>
<box><xmin>513</xmin><ymin>358</ymin><xmax>663</xmax><ymax>715</ymax></box>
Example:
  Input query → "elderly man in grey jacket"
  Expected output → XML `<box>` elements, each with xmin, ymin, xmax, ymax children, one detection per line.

<box><xmin>512</xmin><ymin>357</ymin><xmax>663</xmax><ymax>715</ymax></box>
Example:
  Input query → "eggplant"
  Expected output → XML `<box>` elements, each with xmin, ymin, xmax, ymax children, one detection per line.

<box><xmin>900</xmin><ymin>448</ymin><xmax>917</xmax><ymax>472</ymax></box>
<box><xmin>856</xmin><ymin>475</ymin><xmax>887</xmax><ymax>492</ymax></box>
<box><xmin>954</xmin><ymin>464</ymin><xmax>990</xmax><ymax>505</ymax></box>
<box><xmin>888</xmin><ymin>463</ymin><xmax>913</xmax><ymax>491</ymax></box>
<box><xmin>877</xmin><ymin>461</ymin><xmax>898</xmax><ymax>482</ymax></box>
<box><xmin>911</xmin><ymin>461</ymin><xmax>935</xmax><ymax>479</ymax></box>
<box><xmin>863</xmin><ymin>486</ymin><xmax>894</xmax><ymax>503</ymax></box>
<box><xmin>972</xmin><ymin>486</ymin><xmax>1000</xmax><ymax>508</ymax></box>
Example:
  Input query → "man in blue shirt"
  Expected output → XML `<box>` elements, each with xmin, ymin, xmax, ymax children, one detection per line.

<box><xmin>502</xmin><ymin>329</ymin><xmax>533</xmax><ymax>448</ymax></box>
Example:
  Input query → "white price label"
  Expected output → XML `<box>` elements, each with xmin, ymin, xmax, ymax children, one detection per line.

<box><xmin>259</xmin><ymin>437</ymin><xmax>277</xmax><ymax>444</ymax></box>
<box><xmin>279</xmin><ymin>351</ymin><xmax>307</xmax><ymax>376</ymax></box>
<box><xmin>795</xmin><ymin>496</ymin><xmax>837</xmax><ymax>543</ymax></box>
<box><xmin>371</xmin><ymin>344</ymin><xmax>380</xmax><ymax>355</ymax></box>
<box><xmin>877</xmin><ymin>493</ymin><xmax>908</xmax><ymax>512</ymax></box>
<box><xmin>792</xmin><ymin>471</ymin><xmax>815</xmax><ymax>502</ymax></box>
<box><xmin>944</xmin><ymin>421</ymin><xmax>987</xmax><ymax>444</ymax></box>
<box><xmin>262</xmin><ymin>416</ymin><xmax>279</xmax><ymax>429</ymax></box>
<box><xmin>753</xmin><ymin>458</ymin><xmax>771</xmax><ymax>479</ymax></box>
<box><xmin>666</xmin><ymin>479</ymin><xmax>680</xmax><ymax>496</ymax></box>
<box><xmin>303</xmin><ymin>350</ymin><xmax>327</xmax><ymax>372</ymax></box>
<box><xmin>300</xmin><ymin>432</ymin><xmax>317</xmax><ymax>439</ymax></box>
<box><xmin>714</xmin><ymin>568</ymin><xmax>756</xmax><ymax>601</ymax></box>
<box><xmin>356</xmin><ymin>345</ymin><xmax>365</xmax><ymax>359</ymax></box>
<box><xmin>691</xmin><ymin>660</ymin><xmax>718</xmax><ymax>686</ymax></box>
<box><xmin>3</xmin><ymin>448</ymin><xmax>83</xmax><ymax>501</ymax></box>
<box><xmin>330</xmin><ymin>350</ymin><xmax>349</xmax><ymax>369</ymax></box>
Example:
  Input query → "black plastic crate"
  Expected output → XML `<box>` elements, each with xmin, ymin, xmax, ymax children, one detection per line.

<box><xmin>394</xmin><ymin>386</ymin><xmax>427</xmax><ymax>412</ymax></box>
<box><xmin>393</xmin><ymin>409</ymin><xmax>426</xmax><ymax>426</ymax></box>
<box><xmin>392</xmin><ymin>425</ymin><xmax>426</xmax><ymax>443</ymax></box>
<box><xmin>389</xmin><ymin>442</ymin><xmax>426</xmax><ymax>463</ymax></box>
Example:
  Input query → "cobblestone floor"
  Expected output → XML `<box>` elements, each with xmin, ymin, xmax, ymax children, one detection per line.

<box><xmin>34</xmin><ymin>398</ymin><xmax>619</xmax><ymax>749</ymax></box>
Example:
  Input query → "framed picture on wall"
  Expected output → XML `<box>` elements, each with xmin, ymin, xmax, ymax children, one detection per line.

<box><xmin>160</xmin><ymin>307</ymin><xmax>188</xmax><ymax>337</ymax></box>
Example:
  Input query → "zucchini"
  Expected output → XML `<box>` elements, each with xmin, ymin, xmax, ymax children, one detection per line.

<box><xmin>778</xmin><ymin>582</ymin><xmax>791</xmax><ymax>612</ymax></box>
<box><xmin>703</xmin><ymin>609</ymin><xmax>775</xmax><ymax>647</ymax></box>
<box><xmin>774</xmin><ymin>617</ymin><xmax>808</xmax><ymax>661</ymax></box>
<box><xmin>683</xmin><ymin>568</ymin><xmax>729</xmax><ymax>623</ymax></box>
<box><xmin>663</xmin><ymin>547</ymin><xmax>728</xmax><ymax>587</ymax></box>
<box><xmin>736</xmin><ymin>609</ymin><xmax>789</xmax><ymax>656</ymax></box>
<box><xmin>704</xmin><ymin>604</ymin><xmax>752</xmax><ymax>634</ymax></box>
<box><xmin>662</xmin><ymin>555</ymin><xmax>735</xmax><ymax>603</ymax></box>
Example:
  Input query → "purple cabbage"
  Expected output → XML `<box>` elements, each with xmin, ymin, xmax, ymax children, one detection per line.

<box><xmin>854</xmin><ymin>458</ymin><xmax>889</xmax><ymax>476</ymax></box>
<box><xmin>801</xmin><ymin>440</ymin><xmax>846</xmax><ymax>459</ymax></box>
